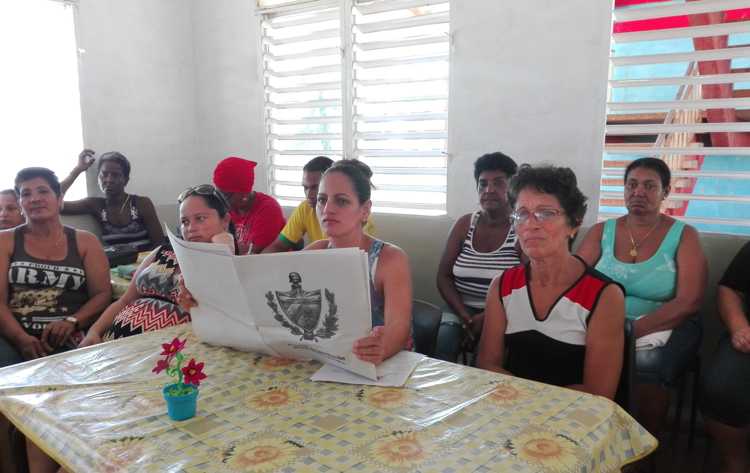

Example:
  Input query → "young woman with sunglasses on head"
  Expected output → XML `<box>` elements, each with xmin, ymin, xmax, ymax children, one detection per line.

<box><xmin>79</xmin><ymin>185</ymin><xmax>236</xmax><ymax>347</ymax></box>
<box><xmin>477</xmin><ymin>165</ymin><xmax>625</xmax><ymax>400</ymax></box>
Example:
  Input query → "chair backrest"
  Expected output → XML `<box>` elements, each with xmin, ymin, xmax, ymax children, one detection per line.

<box><xmin>412</xmin><ymin>299</ymin><xmax>442</xmax><ymax>357</ymax></box>
<box><xmin>615</xmin><ymin>319</ymin><xmax>636</xmax><ymax>414</ymax></box>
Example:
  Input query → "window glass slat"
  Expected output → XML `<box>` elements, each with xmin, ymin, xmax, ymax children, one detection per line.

<box><xmin>263</xmin><ymin>0</ymin><xmax>448</xmax><ymax>215</ymax></box>
<box><xmin>603</xmin><ymin>0</ymin><xmax>750</xmax><ymax>235</ymax></box>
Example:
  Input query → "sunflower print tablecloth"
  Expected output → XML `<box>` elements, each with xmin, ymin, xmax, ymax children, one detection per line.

<box><xmin>0</xmin><ymin>324</ymin><xmax>656</xmax><ymax>472</ymax></box>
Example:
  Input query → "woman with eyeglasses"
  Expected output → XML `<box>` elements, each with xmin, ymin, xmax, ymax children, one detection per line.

<box><xmin>60</xmin><ymin>149</ymin><xmax>164</xmax><ymax>252</ymax></box>
<box><xmin>78</xmin><ymin>184</ymin><xmax>236</xmax><ymax>347</ymax></box>
<box><xmin>435</xmin><ymin>152</ymin><xmax>522</xmax><ymax>363</ymax></box>
<box><xmin>477</xmin><ymin>165</ymin><xmax>625</xmax><ymax>400</ymax></box>
<box><xmin>577</xmin><ymin>157</ymin><xmax>706</xmax><ymax>436</ymax></box>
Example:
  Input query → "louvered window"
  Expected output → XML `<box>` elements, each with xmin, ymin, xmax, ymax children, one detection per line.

<box><xmin>603</xmin><ymin>0</ymin><xmax>750</xmax><ymax>235</ymax></box>
<box><xmin>259</xmin><ymin>0</ymin><xmax>449</xmax><ymax>216</ymax></box>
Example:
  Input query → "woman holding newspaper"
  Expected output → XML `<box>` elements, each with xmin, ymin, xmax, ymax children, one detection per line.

<box><xmin>79</xmin><ymin>185</ymin><xmax>236</xmax><ymax>346</ymax></box>
<box><xmin>304</xmin><ymin>160</ymin><xmax>412</xmax><ymax>365</ymax></box>
<box><xmin>178</xmin><ymin>160</ymin><xmax>412</xmax><ymax>365</ymax></box>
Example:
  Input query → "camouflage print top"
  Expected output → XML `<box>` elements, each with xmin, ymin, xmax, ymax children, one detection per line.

<box><xmin>7</xmin><ymin>226</ymin><xmax>87</xmax><ymax>348</ymax></box>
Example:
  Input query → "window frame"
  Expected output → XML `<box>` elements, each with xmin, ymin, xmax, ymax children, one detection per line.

<box><xmin>258</xmin><ymin>0</ymin><xmax>450</xmax><ymax>216</ymax></box>
<box><xmin>601</xmin><ymin>0</ymin><xmax>750</xmax><ymax>235</ymax></box>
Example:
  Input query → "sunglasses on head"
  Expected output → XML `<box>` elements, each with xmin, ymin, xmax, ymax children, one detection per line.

<box><xmin>177</xmin><ymin>184</ymin><xmax>230</xmax><ymax>208</ymax></box>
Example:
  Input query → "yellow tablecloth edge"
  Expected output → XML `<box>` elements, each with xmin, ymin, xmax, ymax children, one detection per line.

<box><xmin>619</xmin><ymin>439</ymin><xmax>659</xmax><ymax>468</ymax></box>
<box><xmin>1</xmin><ymin>406</ymin><xmax>78</xmax><ymax>473</ymax></box>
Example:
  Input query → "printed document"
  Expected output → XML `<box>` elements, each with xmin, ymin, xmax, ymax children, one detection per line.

<box><xmin>168</xmin><ymin>229</ymin><xmax>377</xmax><ymax>379</ymax></box>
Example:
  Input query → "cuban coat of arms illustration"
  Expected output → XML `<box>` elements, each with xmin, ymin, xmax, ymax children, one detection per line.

<box><xmin>265</xmin><ymin>272</ymin><xmax>338</xmax><ymax>341</ymax></box>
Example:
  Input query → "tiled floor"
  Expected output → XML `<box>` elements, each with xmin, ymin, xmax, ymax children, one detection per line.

<box><xmin>650</xmin><ymin>430</ymin><xmax>714</xmax><ymax>473</ymax></box>
<box><xmin>641</xmin><ymin>412</ymin><xmax>729</xmax><ymax>473</ymax></box>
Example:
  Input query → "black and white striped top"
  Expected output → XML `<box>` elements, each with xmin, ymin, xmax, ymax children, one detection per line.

<box><xmin>452</xmin><ymin>210</ymin><xmax>521</xmax><ymax>309</ymax></box>
<box><xmin>99</xmin><ymin>195</ymin><xmax>151</xmax><ymax>251</ymax></box>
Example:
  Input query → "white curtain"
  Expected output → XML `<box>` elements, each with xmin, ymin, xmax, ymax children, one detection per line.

<box><xmin>0</xmin><ymin>0</ymin><xmax>84</xmax><ymax>198</ymax></box>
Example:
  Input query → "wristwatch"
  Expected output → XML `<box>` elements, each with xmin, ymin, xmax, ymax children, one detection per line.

<box><xmin>63</xmin><ymin>316</ymin><xmax>79</xmax><ymax>329</ymax></box>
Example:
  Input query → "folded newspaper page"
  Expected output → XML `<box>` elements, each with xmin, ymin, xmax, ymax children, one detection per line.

<box><xmin>311</xmin><ymin>350</ymin><xmax>424</xmax><ymax>387</ymax></box>
<box><xmin>167</xmin><ymin>229</ymin><xmax>377</xmax><ymax>380</ymax></box>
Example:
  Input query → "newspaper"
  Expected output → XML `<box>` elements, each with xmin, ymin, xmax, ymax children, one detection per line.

<box><xmin>167</xmin><ymin>229</ymin><xmax>377</xmax><ymax>380</ymax></box>
<box><xmin>311</xmin><ymin>350</ymin><xmax>424</xmax><ymax>387</ymax></box>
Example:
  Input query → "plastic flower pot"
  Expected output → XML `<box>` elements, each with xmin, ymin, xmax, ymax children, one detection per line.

<box><xmin>162</xmin><ymin>383</ymin><xmax>199</xmax><ymax>421</ymax></box>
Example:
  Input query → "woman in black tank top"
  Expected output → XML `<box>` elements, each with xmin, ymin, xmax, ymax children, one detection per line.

<box><xmin>0</xmin><ymin>168</ymin><xmax>111</xmax><ymax>366</ymax></box>
<box><xmin>59</xmin><ymin>149</ymin><xmax>164</xmax><ymax>252</ymax></box>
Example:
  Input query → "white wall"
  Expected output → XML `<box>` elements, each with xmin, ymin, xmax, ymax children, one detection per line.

<box><xmin>74</xmin><ymin>0</ymin><xmax>613</xmax><ymax>303</ymax></box>
<box><xmin>76</xmin><ymin>0</ymin><xmax>196</xmax><ymax>203</ymax></box>
<box><xmin>191</xmin><ymin>0</ymin><xmax>268</xmax><ymax>192</ymax></box>
<box><xmin>76</xmin><ymin>0</ymin><xmax>268</xmax><ymax>202</ymax></box>
<box><xmin>448</xmin><ymin>0</ymin><xmax>613</xmax><ymax>222</ymax></box>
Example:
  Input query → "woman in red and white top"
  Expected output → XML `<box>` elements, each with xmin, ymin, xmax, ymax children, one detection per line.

<box><xmin>477</xmin><ymin>165</ymin><xmax>625</xmax><ymax>399</ymax></box>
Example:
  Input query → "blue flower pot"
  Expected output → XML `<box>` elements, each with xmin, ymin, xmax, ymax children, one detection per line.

<box><xmin>162</xmin><ymin>383</ymin><xmax>199</xmax><ymax>421</ymax></box>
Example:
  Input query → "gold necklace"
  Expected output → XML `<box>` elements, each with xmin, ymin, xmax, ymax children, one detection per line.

<box><xmin>119</xmin><ymin>194</ymin><xmax>130</xmax><ymax>214</ymax></box>
<box><xmin>625</xmin><ymin>216</ymin><xmax>660</xmax><ymax>258</ymax></box>
<box><xmin>28</xmin><ymin>227</ymin><xmax>65</xmax><ymax>248</ymax></box>
<box><xmin>52</xmin><ymin>229</ymin><xmax>65</xmax><ymax>247</ymax></box>
<box><xmin>108</xmin><ymin>194</ymin><xmax>130</xmax><ymax>216</ymax></box>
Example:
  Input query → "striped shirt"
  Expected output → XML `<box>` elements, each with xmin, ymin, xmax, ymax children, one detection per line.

<box><xmin>452</xmin><ymin>210</ymin><xmax>521</xmax><ymax>309</ymax></box>
<box><xmin>99</xmin><ymin>195</ymin><xmax>151</xmax><ymax>251</ymax></box>
<box><xmin>500</xmin><ymin>259</ymin><xmax>618</xmax><ymax>387</ymax></box>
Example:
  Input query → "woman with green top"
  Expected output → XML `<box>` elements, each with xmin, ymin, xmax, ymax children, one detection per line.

<box><xmin>577</xmin><ymin>157</ymin><xmax>706</xmax><ymax>438</ymax></box>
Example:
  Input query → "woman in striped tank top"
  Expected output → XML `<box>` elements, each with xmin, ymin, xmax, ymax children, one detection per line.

<box><xmin>436</xmin><ymin>152</ymin><xmax>523</xmax><ymax>363</ymax></box>
<box><xmin>60</xmin><ymin>150</ymin><xmax>164</xmax><ymax>252</ymax></box>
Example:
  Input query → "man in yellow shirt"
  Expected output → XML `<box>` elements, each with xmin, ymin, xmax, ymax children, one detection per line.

<box><xmin>263</xmin><ymin>157</ymin><xmax>375</xmax><ymax>253</ymax></box>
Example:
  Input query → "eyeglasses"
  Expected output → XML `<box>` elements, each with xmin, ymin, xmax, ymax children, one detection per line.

<box><xmin>177</xmin><ymin>184</ymin><xmax>230</xmax><ymax>209</ymax></box>
<box><xmin>510</xmin><ymin>208</ymin><xmax>563</xmax><ymax>225</ymax></box>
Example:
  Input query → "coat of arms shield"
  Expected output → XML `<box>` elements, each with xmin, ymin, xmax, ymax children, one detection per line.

<box><xmin>266</xmin><ymin>272</ymin><xmax>338</xmax><ymax>341</ymax></box>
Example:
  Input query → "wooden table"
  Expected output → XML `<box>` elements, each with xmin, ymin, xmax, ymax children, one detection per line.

<box><xmin>0</xmin><ymin>324</ymin><xmax>657</xmax><ymax>472</ymax></box>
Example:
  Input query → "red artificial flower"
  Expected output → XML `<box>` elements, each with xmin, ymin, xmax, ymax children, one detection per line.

<box><xmin>152</xmin><ymin>358</ymin><xmax>170</xmax><ymax>374</ymax></box>
<box><xmin>182</xmin><ymin>358</ymin><xmax>207</xmax><ymax>386</ymax></box>
<box><xmin>160</xmin><ymin>337</ymin><xmax>186</xmax><ymax>359</ymax></box>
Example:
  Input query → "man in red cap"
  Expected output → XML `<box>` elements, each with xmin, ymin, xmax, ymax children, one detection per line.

<box><xmin>212</xmin><ymin>157</ymin><xmax>285</xmax><ymax>254</ymax></box>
